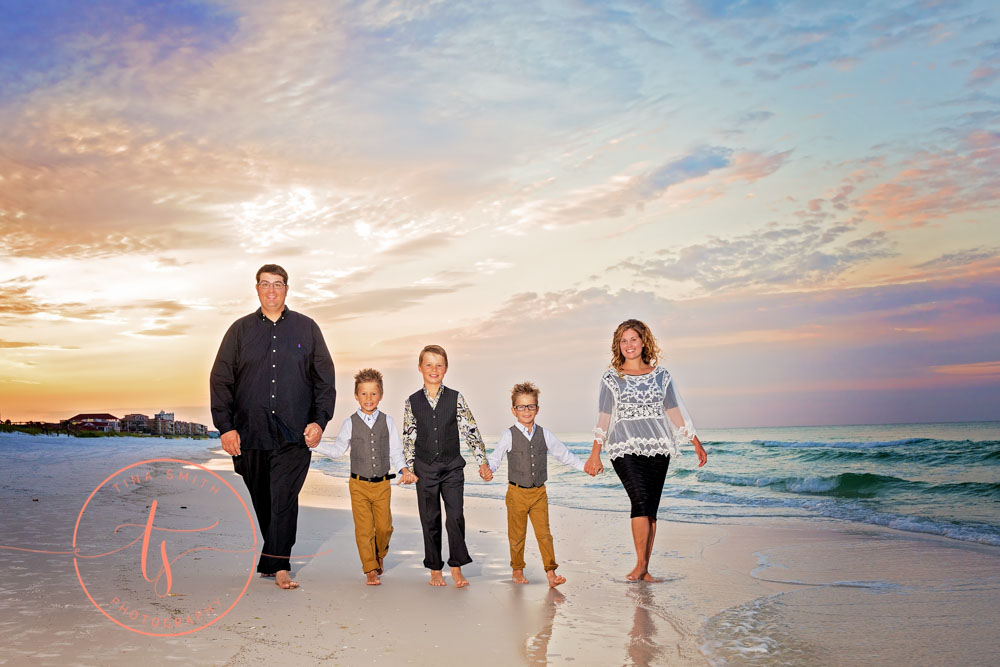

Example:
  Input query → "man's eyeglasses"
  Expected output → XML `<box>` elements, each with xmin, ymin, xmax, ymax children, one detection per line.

<box><xmin>514</xmin><ymin>404</ymin><xmax>538</xmax><ymax>412</ymax></box>
<box><xmin>257</xmin><ymin>281</ymin><xmax>286</xmax><ymax>290</ymax></box>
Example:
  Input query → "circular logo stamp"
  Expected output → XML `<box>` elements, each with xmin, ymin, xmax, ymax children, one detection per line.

<box><xmin>73</xmin><ymin>458</ymin><xmax>257</xmax><ymax>637</ymax></box>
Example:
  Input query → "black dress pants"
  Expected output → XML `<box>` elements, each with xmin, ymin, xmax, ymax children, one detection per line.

<box><xmin>413</xmin><ymin>455</ymin><xmax>472</xmax><ymax>570</ymax></box>
<box><xmin>233</xmin><ymin>441</ymin><xmax>312</xmax><ymax>573</ymax></box>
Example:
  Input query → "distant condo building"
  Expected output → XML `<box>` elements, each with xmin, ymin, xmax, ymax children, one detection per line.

<box><xmin>71</xmin><ymin>410</ymin><xmax>209</xmax><ymax>437</ymax></box>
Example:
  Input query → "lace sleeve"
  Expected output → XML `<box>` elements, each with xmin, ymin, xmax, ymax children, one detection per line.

<box><xmin>594</xmin><ymin>372</ymin><xmax>615</xmax><ymax>444</ymax></box>
<box><xmin>663</xmin><ymin>371</ymin><xmax>697</xmax><ymax>443</ymax></box>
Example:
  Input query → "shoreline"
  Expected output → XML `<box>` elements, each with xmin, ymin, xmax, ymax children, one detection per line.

<box><xmin>2</xmin><ymin>436</ymin><xmax>998</xmax><ymax>665</ymax></box>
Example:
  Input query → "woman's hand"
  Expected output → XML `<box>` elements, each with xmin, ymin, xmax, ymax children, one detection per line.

<box><xmin>693</xmin><ymin>437</ymin><xmax>708</xmax><ymax>467</ymax></box>
<box><xmin>584</xmin><ymin>452</ymin><xmax>604</xmax><ymax>475</ymax></box>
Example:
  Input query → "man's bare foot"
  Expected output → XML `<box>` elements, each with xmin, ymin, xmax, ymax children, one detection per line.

<box><xmin>365</xmin><ymin>570</ymin><xmax>381</xmax><ymax>586</ymax></box>
<box><xmin>429</xmin><ymin>570</ymin><xmax>447</xmax><ymax>586</ymax></box>
<box><xmin>259</xmin><ymin>572</ymin><xmax>275</xmax><ymax>579</ymax></box>
<box><xmin>376</xmin><ymin>556</ymin><xmax>384</xmax><ymax>575</ymax></box>
<box><xmin>512</xmin><ymin>569</ymin><xmax>529</xmax><ymax>584</ymax></box>
<box><xmin>546</xmin><ymin>570</ymin><xmax>566</xmax><ymax>588</ymax></box>
<box><xmin>451</xmin><ymin>566</ymin><xmax>469</xmax><ymax>588</ymax></box>
<box><xmin>275</xmin><ymin>570</ymin><xmax>299</xmax><ymax>589</ymax></box>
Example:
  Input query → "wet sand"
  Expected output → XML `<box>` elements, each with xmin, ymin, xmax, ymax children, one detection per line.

<box><xmin>2</xmin><ymin>442</ymin><xmax>998</xmax><ymax>665</ymax></box>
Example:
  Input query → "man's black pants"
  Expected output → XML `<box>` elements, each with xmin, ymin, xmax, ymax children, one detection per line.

<box><xmin>413</xmin><ymin>455</ymin><xmax>472</xmax><ymax>570</ymax></box>
<box><xmin>233</xmin><ymin>442</ymin><xmax>311</xmax><ymax>573</ymax></box>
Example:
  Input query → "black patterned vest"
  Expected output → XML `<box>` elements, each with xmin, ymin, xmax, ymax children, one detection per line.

<box><xmin>507</xmin><ymin>425</ymin><xmax>547</xmax><ymax>487</ymax></box>
<box><xmin>349</xmin><ymin>412</ymin><xmax>390</xmax><ymax>477</ymax></box>
<box><xmin>410</xmin><ymin>387</ymin><xmax>460</xmax><ymax>464</ymax></box>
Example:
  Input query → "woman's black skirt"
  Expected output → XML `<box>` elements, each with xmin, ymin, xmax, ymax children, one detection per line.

<box><xmin>611</xmin><ymin>453</ymin><xmax>670</xmax><ymax>518</ymax></box>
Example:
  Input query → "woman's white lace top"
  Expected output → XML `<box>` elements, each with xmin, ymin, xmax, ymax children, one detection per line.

<box><xmin>593</xmin><ymin>365</ymin><xmax>697</xmax><ymax>460</ymax></box>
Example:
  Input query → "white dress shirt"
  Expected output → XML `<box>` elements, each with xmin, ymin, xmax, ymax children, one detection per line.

<box><xmin>315</xmin><ymin>409</ymin><xmax>407</xmax><ymax>473</ymax></box>
<box><xmin>486</xmin><ymin>423</ymin><xmax>586</xmax><ymax>473</ymax></box>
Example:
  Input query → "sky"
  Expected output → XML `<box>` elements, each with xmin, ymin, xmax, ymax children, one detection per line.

<box><xmin>1</xmin><ymin>0</ymin><xmax>998</xmax><ymax>435</ymax></box>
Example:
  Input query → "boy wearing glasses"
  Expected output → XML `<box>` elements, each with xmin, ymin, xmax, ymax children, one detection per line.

<box><xmin>480</xmin><ymin>381</ymin><xmax>591</xmax><ymax>587</ymax></box>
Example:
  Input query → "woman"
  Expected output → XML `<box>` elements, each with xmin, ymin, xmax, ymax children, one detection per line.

<box><xmin>584</xmin><ymin>319</ymin><xmax>707</xmax><ymax>582</ymax></box>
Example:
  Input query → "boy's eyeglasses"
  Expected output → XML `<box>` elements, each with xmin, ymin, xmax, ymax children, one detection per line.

<box><xmin>257</xmin><ymin>281</ymin><xmax>286</xmax><ymax>290</ymax></box>
<box><xmin>514</xmin><ymin>404</ymin><xmax>538</xmax><ymax>412</ymax></box>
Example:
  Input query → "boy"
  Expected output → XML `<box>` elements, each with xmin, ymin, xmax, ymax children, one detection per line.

<box><xmin>313</xmin><ymin>368</ymin><xmax>412</xmax><ymax>585</ymax></box>
<box><xmin>401</xmin><ymin>345</ymin><xmax>486</xmax><ymax>588</ymax></box>
<box><xmin>479</xmin><ymin>381</ymin><xmax>592</xmax><ymax>587</ymax></box>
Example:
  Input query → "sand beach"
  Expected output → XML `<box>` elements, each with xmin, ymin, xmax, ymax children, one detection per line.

<box><xmin>1</xmin><ymin>432</ymin><xmax>999</xmax><ymax>666</ymax></box>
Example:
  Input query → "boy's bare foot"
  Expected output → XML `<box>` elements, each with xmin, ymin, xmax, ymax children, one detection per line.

<box><xmin>451</xmin><ymin>566</ymin><xmax>469</xmax><ymax>588</ymax></box>
<box><xmin>512</xmin><ymin>569</ymin><xmax>529</xmax><ymax>584</ymax></box>
<box><xmin>429</xmin><ymin>570</ymin><xmax>447</xmax><ymax>586</ymax></box>
<box><xmin>275</xmin><ymin>570</ymin><xmax>299</xmax><ymax>589</ymax></box>
<box><xmin>365</xmin><ymin>570</ymin><xmax>381</xmax><ymax>586</ymax></box>
<box><xmin>546</xmin><ymin>570</ymin><xmax>566</xmax><ymax>588</ymax></box>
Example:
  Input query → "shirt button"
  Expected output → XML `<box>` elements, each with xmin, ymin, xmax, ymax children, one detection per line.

<box><xmin>272</xmin><ymin>349</ymin><xmax>276</xmax><ymax>353</ymax></box>
<box><xmin>272</xmin><ymin>379</ymin><xmax>275</xmax><ymax>383</ymax></box>
<box><xmin>271</xmin><ymin>395</ymin><xmax>274</xmax><ymax>398</ymax></box>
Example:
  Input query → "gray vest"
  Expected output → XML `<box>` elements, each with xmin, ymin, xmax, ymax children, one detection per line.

<box><xmin>349</xmin><ymin>412</ymin><xmax>390</xmax><ymax>477</ymax></box>
<box><xmin>507</xmin><ymin>425</ymin><xmax>547</xmax><ymax>487</ymax></box>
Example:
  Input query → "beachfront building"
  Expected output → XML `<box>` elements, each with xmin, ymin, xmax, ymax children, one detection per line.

<box><xmin>150</xmin><ymin>416</ymin><xmax>174</xmax><ymax>435</ymax></box>
<box><xmin>67</xmin><ymin>413</ymin><xmax>120</xmax><ymax>432</ymax></box>
<box><xmin>121</xmin><ymin>413</ymin><xmax>150</xmax><ymax>434</ymax></box>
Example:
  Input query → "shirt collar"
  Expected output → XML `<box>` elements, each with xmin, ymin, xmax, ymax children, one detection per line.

<box><xmin>357</xmin><ymin>408</ymin><xmax>379</xmax><ymax>423</ymax></box>
<box><xmin>515</xmin><ymin>422</ymin><xmax>536</xmax><ymax>438</ymax></box>
<box><xmin>422</xmin><ymin>385</ymin><xmax>444</xmax><ymax>400</ymax></box>
<box><xmin>256</xmin><ymin>306</ymin><xmax>288</xmax><ymax>322</ymax></box>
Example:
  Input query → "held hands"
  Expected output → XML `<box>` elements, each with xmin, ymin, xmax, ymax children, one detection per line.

<box><xmin>220</xmin><ymin>429</ymin><xmax>241</xmax><ymax>456</ymax></box>
<box><xmin>478</xmin><ymin>463</ymin><xmax>493</xmax><ymax>482</ymax></box>
<box><xmin>584</xmin><ymin>453</ymin><xmax>604</xmax><ymax>476</ymax></box>
<box><xmin>397</xmin><ymin>468</ymin><xmax>418</xmax><ymax>485</ymax></box>
<box><xmin>304</xmin><ymin>422</ymin><xmax>322</xmax><ymax>448</ymax></box>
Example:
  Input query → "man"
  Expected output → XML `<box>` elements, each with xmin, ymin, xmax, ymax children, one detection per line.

<box><xmin>210</xmin><ymin>264</ymin><xmax>335</xmax><ymax>590</ymax></box>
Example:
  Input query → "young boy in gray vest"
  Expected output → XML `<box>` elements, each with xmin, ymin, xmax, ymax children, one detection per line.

<box><xmin>400</xmin><ymin>344</ymin><xmax>488</xmax><ymax>588</ymax></box>
<box><xmin>480</xmin><ymin>381</ymin><xmax>593</xmax><ymax>587</ymax></box>
<box><xmin>314</xmin><ymin>368</ymin><xmax>413</xmax><ymax>585</ymax></box>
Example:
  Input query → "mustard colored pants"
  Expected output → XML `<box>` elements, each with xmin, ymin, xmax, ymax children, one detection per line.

<box><xmin>348</xmin><ymin>478</ymin><xmax>393</xmax><ymax>573</ymax></box>
<box><xmin>505</xmin><ymin>484</ymin><xmax>557</xmax><ymax>571</ymax></box>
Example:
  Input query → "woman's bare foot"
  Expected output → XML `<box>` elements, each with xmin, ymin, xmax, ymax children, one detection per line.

<box><xmin>625</xmin><ymin>565</ymin><xmax>661</xmax><ymax>582</ymax></box>
<box><xmin>275</xmin><ymin>570</ymin><xmax>299</xmax><ymax>589</ymax></box>
<box><xmin>546</xmin><ymin>570</ymin><xmax>566</xmax><ymax>588</ymax></box>
<box><xmin>429</xmin><ymin>570</ymin><xmax>447</xmax><ymax>586</ymax></box>
<box><xmin>451</xmin><ymin>566</ymin><xmax>469</xmax><ymax>588</ymax></box>
<box><xmin>365</xmin><ymin>570</ymin><xmax>381</xmax><ymax>586</ymax></box>
<box><xmin>512</xmin><ymin>569</ymin><xmax>529</xmax><ymax>584</ymax></box>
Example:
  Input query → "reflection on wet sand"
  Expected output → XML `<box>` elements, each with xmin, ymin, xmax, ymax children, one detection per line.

<box><xmin>524</xmin><ymin>588</ymin><xmax>565</xmax><ymax>664</ymax></box>
<box><xmin>626</xmin><ymin>585</ymin><xmax>668</xmax><ymax>666</ymax></box>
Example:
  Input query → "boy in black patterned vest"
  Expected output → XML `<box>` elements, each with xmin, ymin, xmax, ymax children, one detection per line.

<box><xmin>481</xmin><ymin>381</ymin><xmax>593</xmax><ymax>587</ymax></box>
<box><xmin>314</xmin><ymin>368</ymin><xmax>412</xmax><ymax>585</ymax></box>
<box><xmin>401</xmin><ymin>345</ymin><xmax>488</xmax><ymax>588</ymax></box>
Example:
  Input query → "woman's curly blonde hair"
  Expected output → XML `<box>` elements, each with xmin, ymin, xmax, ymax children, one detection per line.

<box><xmin>610</xmin><ymin>318</ymin><xmax>660</xmax><ymax>375</ymax></box>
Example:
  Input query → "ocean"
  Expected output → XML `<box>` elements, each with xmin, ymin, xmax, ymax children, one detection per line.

<box><xmin>314</xmin><ymin>420</ymin><xmax>1000</xmax><ymax>547</ymax></box>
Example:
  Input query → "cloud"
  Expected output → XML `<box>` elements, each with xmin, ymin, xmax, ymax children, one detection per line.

<box><xmin>931</xmin><ymin>361</ymin><xmax>1000</xmax><ymax>376</ymax></box>
<box><xmin>307</xmin><ymin>283</ymin><xmax>473</xmax><ymax>322</ymax></box>
<box><xmin>616</xmin><ymin>221</ymin><xmax>895</xmax><ymax>292</ymax></box>
<box><xmin>916</xmin><ymin>247</ymin><xmax>1000</xmax><ymax>270</ymax></box>
<box><xmin>857</xmin><ymin>130</ymin><xmax>1000</xmax><ymax>225</ymax></box>
<box><xmin>0</xmin><ymin>340</ymin><xmax>40</xmax><ymax>349</ymax></box>
<box><xmin>130</xmin><ymin>327</ymin><xmax>187</xmax><ymax>337</ymax></box>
